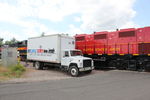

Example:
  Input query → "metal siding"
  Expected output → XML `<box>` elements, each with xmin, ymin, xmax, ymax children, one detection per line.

<box><xmin>117</xmin><ymin>28</ymin><xmax>137</xmax><ymax>54</ymax></box>
<box><xmin>144</xmin><ymin>27</ymin><xmax>150</xmax><ymax>42</ymax></box>
<box><xmin>85</xmin><ymin>34</ymin><xmax>94</xmax><ymax>54</ymax></box>
<box><xmin>94</xmin><ymin>32</ymin><xmax>108</xmax><ymax>54</ymax></box>
<box><xmin>137</xmin><ymin>27</ymin><xmax>150</xmax><ymax>54</ymax></box>
<box><xmin>138</xmin><ymin>43</ymin><xmax>150</xmax><ymax>54</ymax></box>
<box><xmin>27</xmin><ymin>34</ymin><xmax>75</xmax><ymax>63</ymax></box>
<box><xmin>61</xmin><ymin>36</ymin><xmax>75</xmax><ymax>58</ymax></box>
<box><xmin>75</xmin><ymin>34</ymin><xmax>86</xmax><ymax>54</ymax></box>
<box><xmin>27</xmin><ymin>35</ymin><xmax>59</xmax><ymax>62</ymax></box>
<box><xmin>75</xmin><ymin>26</ymin><xmax>150</xmax><ymax>55</ymax></box>
<box><xmin>107</xmin><ymin>31</ymin><xmax>118</xmax><ymax>54</ymax></box>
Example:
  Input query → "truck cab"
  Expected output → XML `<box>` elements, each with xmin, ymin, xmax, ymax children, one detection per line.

<box><xmin>61</xmin><ymin>49</ymin><xmax>94</xmax><ymax>76</ymax></box>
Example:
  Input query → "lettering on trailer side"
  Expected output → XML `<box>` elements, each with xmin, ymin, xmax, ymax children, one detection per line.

<box><xmin>28</xmin><ymin>48</ymin><xmax>55</xmax><ymax>56</ymax></box>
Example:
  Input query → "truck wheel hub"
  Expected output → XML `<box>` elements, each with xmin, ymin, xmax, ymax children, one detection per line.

<box><xmin>71</xmin><ymin>68</ymin><xmax>77</xmax><ymax>75</ymax></box>
<box><xmin>35</xmin><ymin>62</ymin><xmax>39</xmax><ymax>69</ymax></box>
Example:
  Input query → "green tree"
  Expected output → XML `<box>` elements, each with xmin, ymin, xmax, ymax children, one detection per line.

<box><xmin>41</xmin><ymin>32</ymin><xmax>45</xmax><ymax>36</ymax></box>
<box><xmin>4</xmin><ymin>40</ymin><xmax>11</xmax><ymax>45</ymax></box>
<box><xmin>11</xmin><ymin>38</ymin><xmax>18</xmax><ymax>44</ymax></box>
<box><xmin>0</xmin><ymin>38</ymin><xmax>4</xmax><ymax>46</ymax></box>
<box><xmin>4</xmin><ymin>38</ymin><xmax>18</xmax><ymax>45</ymax></box>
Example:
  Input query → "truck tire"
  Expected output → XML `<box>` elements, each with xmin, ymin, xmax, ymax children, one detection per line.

<box><xmin>35</xmin><ymin>62</ymin><xmax>43</xmax><ymax>70</ymax></box>
<box><xmin>69</xmin><ymin>66</ymin><xmax>79</xmax><ymax>77</ymax></box>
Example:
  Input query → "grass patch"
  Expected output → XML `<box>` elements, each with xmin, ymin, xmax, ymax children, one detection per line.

<box><xmin>0</xmin><ymin>63</ymin><xmax>26</xmax><ymax>81</ymax></box>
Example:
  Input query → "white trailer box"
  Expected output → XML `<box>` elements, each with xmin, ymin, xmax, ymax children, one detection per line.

<box><xmin>27</xmin><ymin>34</ymin><xmax>75</xmax><ymax>63</ymax></box>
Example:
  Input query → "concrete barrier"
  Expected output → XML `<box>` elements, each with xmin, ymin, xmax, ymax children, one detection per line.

<box><xmin>1</xmin><ymin>47</ymin><xmax>18</xmax><ymax>67</ymax></box>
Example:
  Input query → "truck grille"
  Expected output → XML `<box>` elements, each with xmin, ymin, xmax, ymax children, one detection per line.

<box><xmin>83</xmin><ymin>60</ymin><xmax>92</xmax><ymax>67</ymax></box>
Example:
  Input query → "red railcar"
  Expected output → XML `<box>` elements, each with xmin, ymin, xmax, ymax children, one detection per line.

<box><xmin>75</xmin><ymin>26</ymin><xmax>150</xmax><ymax>71</ymax></box>
<box><xmin>75</xmin><ymin>27</ymin><xmax>150</xmax><ymax>56</ymax></box>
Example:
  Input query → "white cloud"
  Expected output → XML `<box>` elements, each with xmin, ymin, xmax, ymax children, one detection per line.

<box><xmin>0</xmin><ymin>0</ymin><xmax>137</xmax><ymax>40</ymax></box>
<box><xmin>67</xmin><ymin>24</ymin><xmax>83</xmax><ymax>36</ymax></box>
<box><xmin>78</xmin><ymin>0</ymin><xmax>136</xmax><ymax>31</ymax></box>
<box><xmin>74</xmin><ymin>17</ymin><xmax>81</xmax><ymax>22</ymax></box>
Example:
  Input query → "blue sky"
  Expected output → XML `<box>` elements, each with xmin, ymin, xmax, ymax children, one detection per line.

<box><xmin>133</xmin><ymin>0</ymin><xmax>150</xmax><ymax>27</ymax></box>
<box><xmin>0</xmin><ymin>0</ymin><xmax>149</xmax><ymax>41</ymax></box>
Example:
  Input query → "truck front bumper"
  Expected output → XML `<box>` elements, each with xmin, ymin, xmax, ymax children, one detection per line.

<box><xmin>79</xmin><ymin>66</ymin><xmax>94</xmax><ymax>72</ymax></box>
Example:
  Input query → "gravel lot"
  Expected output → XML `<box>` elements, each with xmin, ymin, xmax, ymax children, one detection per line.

<box><xmin>2</xmin><ymin>62</ymin><xmax>103</xmax><ymax>83</ymax></box>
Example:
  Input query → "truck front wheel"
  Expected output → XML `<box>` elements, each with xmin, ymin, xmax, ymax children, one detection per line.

<box><xmin>69</xmin><ymin>66</ymin><xmax>79</xmax><ymax>77</ymax></box>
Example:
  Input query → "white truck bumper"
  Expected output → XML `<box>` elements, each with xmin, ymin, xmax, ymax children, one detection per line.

<box><xmin>79</xmin><ymin>66</ymin><xmax>94</xmax><ymax>72</ymax></box>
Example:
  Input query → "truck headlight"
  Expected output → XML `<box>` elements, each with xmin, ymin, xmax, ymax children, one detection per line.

<box><xmin>92</xmin><ymin>60</ymin><xmax>94</xmax><ymax>67</ymax></box>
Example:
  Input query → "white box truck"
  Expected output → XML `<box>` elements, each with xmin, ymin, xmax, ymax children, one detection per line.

<box><xmin>27</xmin><ymin>34</ymin><xmax>94</xmax><ymax>76</ymax></box>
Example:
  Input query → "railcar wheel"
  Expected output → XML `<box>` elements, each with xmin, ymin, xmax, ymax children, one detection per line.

<box><xmin>145</xmin><ymin>62</ymin><xmax>150</xmax><ymax>71</ymax></box>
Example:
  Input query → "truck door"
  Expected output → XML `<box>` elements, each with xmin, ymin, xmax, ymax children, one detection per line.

<box><xmin>61</xmin><ymin>51</ymin><xmax>70</xmax><ymax>66</ymax></box>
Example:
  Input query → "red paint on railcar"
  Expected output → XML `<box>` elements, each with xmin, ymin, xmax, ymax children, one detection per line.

<box><xmin>107</xmin><ymin>31</ymin><xmax>118</xmax><ymax>54</ymax></box>
<box><xmin>94</xmin><ymin>31</ymin><xmax>108</xmax><ymax>54</ymax></box>
<box><xmin>117</xmin><ymin>28</ymin><xmax>138</xmax><ymax>54</ymax></box>
<box><xmin>137</xmin><ymin>27</ymin><xmax>150</xmax><ymax>54</ymax></box>
<box><xmin>75</xmin><ymin>26</ymin><xmax>150</xmax><ymax>56</ymax></box>
<box><xmin>75</xmin><ymin>34</ymin><xmax>86</xmax><ymax>54</ymax></box>
<box><xmin>85</xmin><ymin>34</ymin><xmax>94</xmax><ymax>55</ymax></box>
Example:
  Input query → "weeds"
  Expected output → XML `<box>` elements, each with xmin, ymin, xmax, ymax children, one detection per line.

<box><xmin>0</xmin><ymin>63</ymin><xmax>26</xmax><ymax>81</ymax></box>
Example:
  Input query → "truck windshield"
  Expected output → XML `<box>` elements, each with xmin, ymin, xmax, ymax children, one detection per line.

<box><xmin>70</xmin><ymin>50</ymin><xmax>82</xmax><ymax>56</ymax></box>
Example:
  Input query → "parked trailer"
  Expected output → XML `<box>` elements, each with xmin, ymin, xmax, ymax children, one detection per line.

<box><xmin>27</xmin><ymin>34</ymin><xmax>94</xmax><ymax>76</ymax></box>
<box><xmin>17</xmin><ymin>40</ymin><xmax>27</xmax><ymax>61</ymax></box>
<box><xmin>75</xmin><ymin>26</ymin><xmax>150</xmax><ymax>71</ymax></box>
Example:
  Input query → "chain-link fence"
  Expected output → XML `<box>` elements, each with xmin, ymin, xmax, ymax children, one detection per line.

<box><xmin>1</xmin><ymin>47</ymin><xmax>18</xmax><ymax>67</ymax></box>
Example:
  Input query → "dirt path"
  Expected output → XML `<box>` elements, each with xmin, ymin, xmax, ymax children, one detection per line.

<box><xmin>1</xmin><ymin>62</ymin><xmax>104</xmax><ymax>83</ymax></box>
<box><xmin>1</xmin><ymin>62</ymin><xmax>71</xmax><ymax>83</ymax></box>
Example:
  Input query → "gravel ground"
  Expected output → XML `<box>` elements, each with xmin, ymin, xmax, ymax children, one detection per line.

<box><xmin>1</xmin><ymin>62</ymin><xmax>103</xmax><ymax>83</ymax></box>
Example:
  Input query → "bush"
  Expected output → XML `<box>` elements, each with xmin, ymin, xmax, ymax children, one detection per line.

<box><xmin>9</xmin><ymin>64</ymin><xmax>26</xmax><ymax>78</ymax></box>
<box><xmin>0</xmin><ymin>64</ymin><xmax>26</xmax><ymax>80</ymax></box>
<box><xmin>10</xmin><ymin>64</ymin><xmax>26</xmax><ymax>72</ymax></box>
